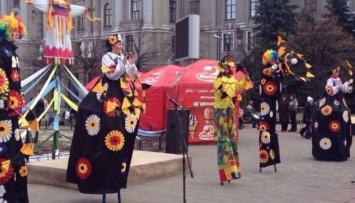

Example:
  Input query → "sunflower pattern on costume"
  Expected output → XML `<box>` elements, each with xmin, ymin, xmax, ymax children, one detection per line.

<box><xmin>66</xmin><ymin>59</ymin><xmax>147</xmax><ymax>194</ymax></box>
<box><xmin>311</xmin><ymin>76</ymin><xmax>352</xmax><ymax>161</ymax></box>
<box><xmin>0</xmin><ymin>32</ymin><xmax>29</xmax><ymax>201</ymax></box>
<box><xmin>258</xmin><ymin>49</ymin><xmax>281</xmax><ymax>169</ymax></box>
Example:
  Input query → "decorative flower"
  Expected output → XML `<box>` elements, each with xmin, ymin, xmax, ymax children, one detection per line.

<box><xmin>314</xmin><ymin>121</ymin><xmax>319</xmax><ymax>128</ymax></box>
<box><xmin>0</xmin><ymin>120</ymin><xmax>12</xmax><ymax>143</ymax></box>
<box><xmin>325</xmin><ymin>85</ymin><xmax>333</xmax><ymax>95</ymax></box>
<box><xmin>260</xmin><ymin>102</ymin><xmax>270</xmax><ymax>116</ymax></box>
<box><xmin>0</xmin><ymin>143</ymin><xmax>7</xmax><ymax>156</ymax></box>
<box><xmin>0</xmin><ymin>100</ymin><xmax>4</xmax><ymax>109</ymax></box>
<box><xmin>261</xmin><ymin>131</ymin><xmax>271</xmax><ymax>144</ymax></box>
<box><xmin>343</xmin><ymin>111</ymin><xmax>349</xmax><ymax>122</ymax></box>
<box><xmin>258</xmin><ymin>121</ymin><xmax>269</xmax><ymax>131</ymax></box>
<box><xmin>85</xmin><ymin>114</ymin><xmax>101</xmax><ymax>136</ymax></box>
<box><xmin>263</xmin><ymin>81</ymin><xmax>277</xmax><ymax>95</ymax></box>
<box><xmin>334</xmin><ymin>100</ymin><xmax>339</xmax><ymax>106</ymax></box>
<box><xmin>260</xmin><ymin>79</ymin><xmax>266</xmax><ymax>85</ymax></box>
<box><xmin>14</xmin><ymin>128</ymin><xmax>20</xmax><ymax>141</ymax></box>
<box><xmin>121</xmin><ymin>161</ymin><xmax>127</xmax><ymax>174</ymax></box>
<box><xmin>319</xmin><ymin>138</ymin><xmax>331</xmax><ymax>150</ymax></box>
<box><xmin>320</xmin><ymin>105</ymin><xmax>332</xmax><ymax>116</ymax></box>
<box><xmin>0</xmin><ymin>69</ymin><xmax>9</xmax><ymax>94</ymax></box>
<box><xmin>0</xmin><ymin>185</ymin><xmax>5</xmax><ymax>198</ymax></box>
<box><xmin>103</xmin><ymin>97</ymin><xmax>121</xmax><ymax>117</ymax></box>
<box><xmin>125</xmin><ymin>114</ymin><xmax>137</xmax><ymax>133</ymax></box>
<box><xmin>76</xmin><ymin>158</ymin><xmax>92</xmax><ymax>179</ymax></box>
<box><xmin>7</xmin><ymin>90</ymin><xmax>23</xmax><ymax>113</ymax></box>
<box><xmin>0</xmin><ymin>158</ymin><xmax>13</xmax><ymax>184</ymax></box>
<box><xmin>262</xmin><ymin>67</ymin><xmax>272</xmax><ymax>76</ymax></box>
<box><xmin>270</xmin><ymin>111</ymin><xmax>273</xmax><ymax>118</ymax></box>
<box><xmin>269</xmin><ymin>149</ymin><xmax>275</xmax><ymax>160</ymax></box>
<box><xmin>10</xmin><ymin>69</ymin><xmax>19</xmax><ymax>82</ymax></box>
<box><xmin>19</xmin><ymin>165</ymin><xmax>27</xmax><ymax>177</ymax></box>
<box><xmin>259</xmin><ymin>150</ymin><xmax>269</xmax><ymax>163</ymax></box>
<box><xmin>105</xmin><ymin>130</ymin><xmax>125</xmax><ymax>151</ymax></box>
<box><xmin>328</xmin><ymin>120</ymin><xmax>341</xmax><ymax>132</ymax></box>
<box><xmin>108</xmin><ymin>35</ymin><xmax>118</xmax><ymax>45</ymax></box>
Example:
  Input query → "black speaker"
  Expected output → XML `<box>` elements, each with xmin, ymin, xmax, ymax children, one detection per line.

<box><xmin>166</xmin><ymin>108</ymin><xmax>189</xmax><ymax>154</ymax></box>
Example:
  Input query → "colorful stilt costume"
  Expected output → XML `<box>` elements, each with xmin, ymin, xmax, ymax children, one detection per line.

<box><xmin>258</xmin><ymin>49</ymin><xmax>282</xmax><ymax>171</ymax></box>
<box><xmin>213</xmin><ymin>59</ymin><xmax>248</xmax><ymax>185</ymax></box>
<box><xmin>66</xmin><ymin>34</ymin><xmax>148</xmax><ymax>194</ymax></box>
<box><xmin>312</xmin><ymin>66</ymin><xmax>352</xmax><ymax>161</ymax></box>
<box><xmin>0</xmin><ymin>13</ymin><xmax>35</xmax><ymax>203</ymax></box>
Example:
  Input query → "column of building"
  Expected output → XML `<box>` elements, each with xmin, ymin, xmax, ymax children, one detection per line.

<box><xmin>142</xmin><ymin>0</ymin><xmax>153</xmax><ymax>29</ymax></box>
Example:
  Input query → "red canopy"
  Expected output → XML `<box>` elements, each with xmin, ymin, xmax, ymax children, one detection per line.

<box><xmin>139</xmin><ymin>65</ymin><xmax>184</xmax><ymax>131</ymax></box>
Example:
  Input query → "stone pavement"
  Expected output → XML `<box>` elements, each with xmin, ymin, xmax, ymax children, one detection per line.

<box><xmin>27</xmin><ymin>126</ymin><xmax>355</xmax><ymax>203</ymax></box>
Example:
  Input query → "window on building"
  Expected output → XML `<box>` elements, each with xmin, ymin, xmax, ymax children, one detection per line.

<box><xmin>190</xmin><ymin>0</ymin><xmax>200</xmax><ymax>15</ymax></box>
<box><xmin>225</xmin><ymin>0</ymin><xmax>236</xmax><ymax>20</ymax></box>
<box><xmin>103</xmin><ymin>3</ymin><xmax>112</xmax><ymax>28</ymax></box>
<box><xmin>125</xmin><ymin>35</ymin><xmax>134</xmax><ymax>53</ymax></box>
<box><xmin>77</xmin><ymin>14</ymin><xmax>85</xmax><ymax>30</ymax></box>
<box><xmin>247</xmin><ymin>31</ymin><xmax>256</xmax><ymax>50</ymax></box>
<box><xmin>169</xmin><ymin>0</ymin><xmax>177</xmax><ymax>23</ymax></box>
<box><xmin>222</xmin><ymin>33</ymin><xmax>234</xmax><ymax>52</ymax></box>
<box><xmin>304</xmin><ymin>0</ymin><xmax>317</xmax><ymax>12</ymax></box>
<box><xmin>131</xmin><ymin>0</ymin><xmax>140</xmax><ymax>20</ymax></box>
<box><xmin>13</xmin><ymin>0</ymin><xmax>20</xmax><ymax>7</ymax></box>
<box><xmin>171</xmin><ymin>35</ymin><xmax>176</xmax><ymax>53</ymax></box>
<box><xmin>250</xmin><ymin>0</ymin><xmax>258</xmax><ymax>17</ymax></box>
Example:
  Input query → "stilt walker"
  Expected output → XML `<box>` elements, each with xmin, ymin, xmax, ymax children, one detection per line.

<box><xmin>258</xmin><ymin>36</ymin><xmax>314</xmax><ymax>172</ymax></box>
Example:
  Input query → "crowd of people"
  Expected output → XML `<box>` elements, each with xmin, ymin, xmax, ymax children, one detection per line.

<box><xmin>0</xmin><ymin>2</ymin><xmax>353</xmax><ymax>201</ymax></box>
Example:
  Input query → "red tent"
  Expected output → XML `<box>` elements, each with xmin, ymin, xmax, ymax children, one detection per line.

<box><xmin>139</xmin><ymin>65</ymin><xmax>184</xmax><ymax>131</ymax></box>
<box><xmin>177</xmin><ymin>59</ymin><xmax>248</xmax><ymax>144</ymax></box>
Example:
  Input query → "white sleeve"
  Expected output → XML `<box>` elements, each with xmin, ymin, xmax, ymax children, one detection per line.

<box><xmin>70</xmin><ymin>5</ymin><xmax>87</xmax><ymax>17</ymax></box>
<box><xmin>102</xmin><ymin>55</ymin><xmax>125</xmax><ymax>80</ymax></box>
<box><xmin>28</xmin><ymin>0</ymin><xmax>49</xmax><ymax>13</ymax></box>
<box><xmin>342</xmin><ymin>81</ymin><xmax>350</xmax><ymax>93</ymax></box>
<box><xmin>326</xmin><ymin>78</ymin><xmax>338</xmax><ymax>96</ymax></box>
<box><xmin>125</xmin><ymin>61</ymin><xmax>137</xmax><ymax>77</ymax></box>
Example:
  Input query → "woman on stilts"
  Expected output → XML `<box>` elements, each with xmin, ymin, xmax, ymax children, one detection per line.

<box><xmin>213</xmin><ymin>57</ymin><xmax>248</xmax><ymax>185</ymax></box>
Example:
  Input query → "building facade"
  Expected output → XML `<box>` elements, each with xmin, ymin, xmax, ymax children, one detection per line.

<box><xmin>0</xmin><ymin>0</ymin><xmax>354</xmax><ymax>81</ymax></box>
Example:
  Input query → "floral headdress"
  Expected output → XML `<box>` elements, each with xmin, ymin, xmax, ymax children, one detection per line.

<box><xmin>107</xmin><ymin>34</ymin><xmax>122</xmax><ymax>46</ymax></box>
<box><xmin>0</xmin><ymin>12</ymin><xmax>27</xmax><ymax>41</ymax></box>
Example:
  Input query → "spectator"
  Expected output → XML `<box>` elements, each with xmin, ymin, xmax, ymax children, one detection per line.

<box><xmin>244</xmin><ymin>99</ymin><xmax>258</xmax><ymax>128</ymax></box>
<box><xmin>278</xmin><ymin>94</ymin><xmax>289</xmax><ymax>132</ymax></box>
<box><xmin>238</xmin><ymin>107</ymin><xmax>244</xmax><ymax>129</ymax></box>
<box><xmin>300</xmin><ymin>96</ymin><xmax>313</xmax><ymax>139</ymax></box>
<box><xmin>288</xmin><ymin>94</ymin><xmax>298</xmax><ymax>132</ymax></box>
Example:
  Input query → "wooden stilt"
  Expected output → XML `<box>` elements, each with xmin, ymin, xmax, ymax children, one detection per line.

<box><xmin>117</xmin><ymin>190</ymin><xmax>121</xmax><ymax>203</ymax></box>
<box><xmin>102</xmin><ymin>194</ymin><xmax>106</xmax><ymax>203</ymax></box>
<box><xmin>274</xmin><ymin>164</ymin><xmax>277</xmax><ymax>172</ymax></box>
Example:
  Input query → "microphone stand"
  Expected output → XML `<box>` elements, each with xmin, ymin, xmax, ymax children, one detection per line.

<box><xmin>170</xmin><ymin>101</ymin><xmax>194</xmax><ymax>203</ymax></box>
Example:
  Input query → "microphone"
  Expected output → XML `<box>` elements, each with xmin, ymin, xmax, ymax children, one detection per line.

<box><xmin>168</xmin><ymin>96</ymin><xmax>182</xmax><ymax>108</ymax></box>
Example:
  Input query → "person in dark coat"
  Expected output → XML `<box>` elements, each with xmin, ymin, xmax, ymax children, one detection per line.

<box><xmin>278</xmin><ymin>94</ymin><xmax>289</xmax><ymax>131</ymax></box>
<box><xmin>300</xmin><ymin>96</ymin><xmax>313</xmax><ymax>138</ymax></box>
<box><xmin>288</xmin><ymin>94</ymin><xmax>298</xmax><ymax>132</ymax></box>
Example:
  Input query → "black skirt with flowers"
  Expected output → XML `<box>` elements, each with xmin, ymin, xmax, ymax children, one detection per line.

<box><xmin>66</xmin><ymin>74</ymin><xmax>141</xmax><ymax>194</ymax></box>
<box><xmin>258</xmin><ymin>67</ymin><xmax>282</xmax><ymax>168</ymax></box>
<box><xmin>312</xmin><ymin>92</ymin><xmax>352</xmax><ymax>161</ymax></box>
